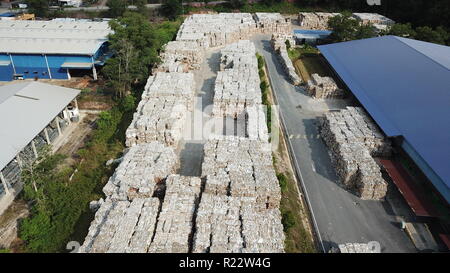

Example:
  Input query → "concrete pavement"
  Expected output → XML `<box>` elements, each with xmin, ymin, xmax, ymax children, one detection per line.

<box><xmin>252</xmin><ymin>35</ymin><xmax>417</xmax><ymax>253</ymax></box>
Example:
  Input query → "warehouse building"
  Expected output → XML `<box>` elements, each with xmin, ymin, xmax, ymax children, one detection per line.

<box><xmin>0</xmin><ymin>82</ymin><xmax>80</xmax><ymax>215</ymax></box>
<box><xmin>318</xmin><ymin>36</ymin><xmax>450</xmax><ymax>248</ymax></box>
<box><xmin>318</xmin><ymin>36</ymin><xmax>450</xmax><ymax>206</ymax></box>
<box><xmin>0</xmin><ymin>20</ymin><xmax>112</xmax><ymax>81</ymax></box>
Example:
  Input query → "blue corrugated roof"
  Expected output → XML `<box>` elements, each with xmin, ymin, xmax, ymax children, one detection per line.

<box><xmin>318</xmin><ymin>36</ymin><xmax>450</xmax><ymax>203</ymax></box>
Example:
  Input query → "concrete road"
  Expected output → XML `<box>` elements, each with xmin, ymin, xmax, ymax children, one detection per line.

<box><xmin>252</xmin><ymin>35</ymin><xmax>417</xmax><ymax>253</ymax></box>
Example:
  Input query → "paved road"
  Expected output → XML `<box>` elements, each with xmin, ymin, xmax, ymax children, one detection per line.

<box><xmin>252</xmin><ymin>35</ymin><xmax>417</xmax><ymax>253</ymax></box>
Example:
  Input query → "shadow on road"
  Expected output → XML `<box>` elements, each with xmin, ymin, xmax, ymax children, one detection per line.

<box><xmin>302</xmin><ymin>118</ymin><xmax>339</xmax><ymax>183</ymax></box>
<box><xmin>178</xmin><ymin>142</ymin><xmax>204</xmax><ymax>177</ymax></box>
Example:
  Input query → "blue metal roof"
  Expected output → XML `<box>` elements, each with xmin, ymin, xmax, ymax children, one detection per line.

<box><xmin>318</xmin><ymin>36</ymin><xmax>450</xmax><ymax>203</ymax></box>
<box><xmin>0</xmin><ymin>12</ymin><xmax>15</xmax><ymax>17</ymax></box>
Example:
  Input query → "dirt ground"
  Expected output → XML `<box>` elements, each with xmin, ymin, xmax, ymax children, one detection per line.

<box><xmin>56</xmin><ymin>112</ymin><xmax>99</xmax><ymax>166</ymax></box>
<box><xmin>0</xmin><ymin>200</ymin><xmax>28</xmax><ymax>251</ymax></box>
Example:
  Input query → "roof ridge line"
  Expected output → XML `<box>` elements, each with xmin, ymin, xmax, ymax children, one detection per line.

<box><xmin>391</xmin><ymin>35</ymin><xmax>450</xmax><ymax>71</ymax></box>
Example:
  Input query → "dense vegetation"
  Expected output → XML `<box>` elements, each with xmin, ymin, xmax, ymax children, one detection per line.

<box><xmin>185</xmin><ymin>0</ymin><xmax>450</xmax><ymax>45</ymax></box>
<box><xmin>17</xmin><ymin>12</ymin><xmax>182</xmax><ymax>253</ymax></box>
<box><xmin>102</xmin><ymin>12</ymin><xmax>183</xmax><ymax>97</ymax></box>
<box><xmin>19</xmin><ymin>103</ymin><xmax>129</xmax><ymax>252</ymax></box>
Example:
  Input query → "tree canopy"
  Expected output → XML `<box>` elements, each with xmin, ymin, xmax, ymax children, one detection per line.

<box><xmin>160</xmin><ymin>0</ymin><xmax>182</xmax><ymax>21</ymax></box>
<box><xmin>26</xmin><ymin>0</ymin><xmax>50</xmax><ymax>18</ymax></box>
<box><xmin>328</xmin><ymin>12</ymin><xmax>377</xmax><ymax>42</ymax></box>
<box><xmin>106</xmin><ymin>0</ymin><xmax>128</xmax><ymax>18</ymax></box>
<box><xmin>102</xmin><ymin>12</ymin><xmax>182</xmax><ymax>97</ymax></box>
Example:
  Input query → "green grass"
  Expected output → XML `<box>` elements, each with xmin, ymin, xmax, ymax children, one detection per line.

<box><xmin>287</xmin><ymin>46</ymin><xmax>334</xmax><ymax>82</ymax></box>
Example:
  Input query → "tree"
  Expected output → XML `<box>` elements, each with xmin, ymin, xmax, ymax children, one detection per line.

<box><xmin>160</xmin><ymin>0</ymin><xmax>182</xmax><ymax>20</ymax></box>
<box><xmin>328</xmin><ymin>12</ymin><xmax>361</xmax><ymax>42</ymax></box>
<box><xmin>102</xmin><ymin>12</ymin><xmax>181</xmax><ymax>97</ymax></box>
<box><xmin>134</xmin><ymin>0</ymin><xmax>148</xmax><ymax>15</ymax></box>
<box><xmin>416</xmin><ymin>26</ymin><xmax>448</xmax><ymax>45</ymax></box>
<box><xmin>107</xmin><ymin>0</ymin><xmax>127</xmax><ymax>18</ymax></box>
<box><xmin>355</xmin><ymin>23</ymin><xmax>377</xmax><ymax>40</ymax></box>
<box><xmin>229</xmin><ymin>0</ymin><xmax>245</xmax><ymax>9</ymax></box>
<box><xmin>328</xmin><ymin>12</ymin><xmax>377</xmax><ymax>43</ymax></box>
<box><xmin>387</xmin><ymin>23</ymin><xmax>416</xmax><ymax>38</ymax></box>
<box><xmin>26</xmin><ymin>0</ymin><xmax>49</xmax><ymax>18</ymax></box>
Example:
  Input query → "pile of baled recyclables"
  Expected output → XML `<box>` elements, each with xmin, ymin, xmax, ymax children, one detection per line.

<box><xmin>319</xmin><ymin>107</ymin><xmax>392</xmax><ymax>200</ymax></box>
<box><xmin>79</xmin><ymin>13</ymin><xmax>291</xmax><ymax>253</ymax></box>
<box><xmin>306</xmin><ymin>73</ymin><xmax>344</xmax><ymax>99</ymax></box>
<box><xmin>298</xmin><ymin>12</ymin><xmax>394</xmax><ymax>32</ymax></box>
<box><xmin>270</xmin><ymin>33</ymin><xmax>301</xmax><ymax>85</ymax></box>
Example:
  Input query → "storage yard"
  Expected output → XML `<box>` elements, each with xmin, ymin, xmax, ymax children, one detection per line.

<box><xmin>79</xmin><ymin>13</ymin><xmax>293</xmax><ymax>253</ymax></box>
<box><xmin>1</xmin><ymin>6</ymin><xmax>448</xmax><ymax>254</ymax></box>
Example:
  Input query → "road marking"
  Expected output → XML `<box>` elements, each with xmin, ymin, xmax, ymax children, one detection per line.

<box><xmin>311</xmin><ymin>163</ymin><xmax>316</xmax><ymax>172</ymax></box>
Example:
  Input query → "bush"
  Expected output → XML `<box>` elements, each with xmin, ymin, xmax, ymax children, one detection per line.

<box><xmin>258</xmin><ymin>69</ymin><xmax>265</xmax><ymax>79</ymax></box>
<box><xmin>281</xmin><ymin>210</ymin><xmax>296</xmax><ymax>232</ymax></box>
<box><xmin>285</xmin><ymin>39</ymin><xmax>291</xmax><ymax>50</ymax></box>
<box><xmin>18</xmin><ymin>105</ymin><xmax>127</xmax><ymax>253</ymax></box>
<box><xmin>257</xmin><ymin>54</ymin><xmax>265</xmax><ymax>70</ymax></box>
<box><xmin>277</xmin><ymin>173</ymin><xmax>288</xmax><ymax>193</ymax></box>
<box><xmin>260</xmin><ymin>80</ymin><xmax>268</xmax><ymax>91</ymax></box>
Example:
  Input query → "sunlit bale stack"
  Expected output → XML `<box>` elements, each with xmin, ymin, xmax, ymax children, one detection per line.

<box><xmin>126</xmin><ymin>72</ymin><xmax>195</xmax><ymax>147</ymax></box>
<box><xmin>192</xmin><ymin>194</ymin><xmax>245</xmax><ymax>253</ymax></box>
<box><xmin>319</xmin><ymin>107</ymin><xmax>390</xmax><ymax>200</ymax></box>
<box><xmin>219</xmin><ymin>40</ymin><xmax>257</xmax><ymax>70</ymax></box>
<box><xmin>255</xmin><ymin>13</ymin><xmax>292</xmax><ymax>34</ymax></box>
<box><xmin>298</xmin><ymin>12</ymin><xmax>340</xmax><ymax>30</ymax></box>
<box><xmin>79</xmin><ymin>197</ymin><xmax>161</xmax><ymax>253</ymax></box>
<box><xmin>271</xmin><ymin>33</ymin><xmax>295</xmax><ymax>51</ymax></box>
<box><xmin>126</xmin><ymin>97</ymin><xmax>189</xmax><ymax>147</ymax></box>
<box><xmin>142</xmin><ymin>72</ymin><xmax>195</xmax><ymax>107</ymax></box>
<box><xmin>271</xmin><ymin>34</ymin><xmax>301</xmax><ymax>85</ymax></box>
<box><xmin>102</xmin><ymin>142</ymin><xmax>178</xmax><ymax>201</ymax></box>
<box><xmin>306</xmin><ymin>73</ymin><xmax>344</xmax><ymax>99</ymax></box>
<box><xmin>213</xmin><ymin>41</ymin><xmax>262</xmax><ymax>118</ymax></box>
<box><xmin>246</xmin><ymin>105</ymin><xmax>269</xmax><ymax>142</ymax></box>
<box><xmin>155</xmin><ymin>40</ymin><xmax>204</xmax><ymax>72</ymax></box>
<box><xmin>192</xmin><ymin>194</ymin><xmax>285</xmax><ymax>253</ymax></box>
<box><xmin>212</xmin><ymin>69</ymin><xmax>262</xmax><ymax>117</ymax></box>
<box><xmin>153</xmin><ymin>54</ymin><xmax>190</xmax><ymax>73</ymax></box>
<box><xmin>202</xmin><ymin>136</ymin><xmax>280</xmax><ymax>208</ymax></box>
<box><xmin>345</xmin><ymin>107</ymin><xmax>392</xmax><ymax>156</ymax></box>
<box><xmin>149</xmin><ymin>175</ymin><xmax>202</xmax><ymax>253</ymax></box>
<box><xmin>352</xmin><ymin>13</ymin><xmax>394</xmax><ymax>26</ymax></box>
<box><xmin>338</xmin><ymin>242</ymin><xmax>379</xmax><ymax>253</ymax></box>
<box><xmin>240</xmin><ymin>199</ymin><xmax>285</xmax><ymax>253</ymax></box>
<box><xmin>176</xmin><ymin>13</ymin><xmax>258</xmax><ymax>48</ymax></box>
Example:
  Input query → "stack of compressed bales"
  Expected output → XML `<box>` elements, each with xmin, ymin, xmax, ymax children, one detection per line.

<box><xmin>155</xmin><ymin>40</ymin><xmax>204</xmax><ymax>72</ymax></box>
<box><xmin>213</xmin><ymin>41</ymin><xmax>262</xmax><ymax>118</ymax></box>
<box><xmin>271</xmin><ymin>34</ymin><xmax>301</xmax><ymax>85</ymax></box>
<box><xmin>125</xmin><ymin>72</ymin><xmax>195</xmax><ymax>147</ymax></box>
<box><xmin>149</xmin><ymin>175</ymin><xmax>202</xmax><ymax>253</ymax></box>
<box><xmin>306</xmin><ymin>73</ymin><xmax>344</xmax><ymax>99</ymax></box>
<box><xmin>102</xmin><ymin>142</ymin><xmax>178</xmax><ymax>201</ymax></box>
<box><xmin>255</xmin><ymin>13</ymin><xmax>292</xmax><ymax>34</ymax></box>
<box><xmin>193</xmin><ymin>193</ymin><xmax>285</xmax><ymax>253</ymax></box>
<box><xmin>319</xmin><ymin>107</ymin><xmax>391</xmax><ymax>199</ymax></box>
<box><xmin>201</xmin><ymin>136</ymin><xmax>280</xmax><ymax>209</ymax></box>
<box><xmin>176</xmin><ymin>13</ymin><xmax>258</xmax><ymax>48</ymax></box>
<box><xmin>298</xmin><ymin>12</ymin><xmax>340</xmax><ymax>30</ymax></box>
